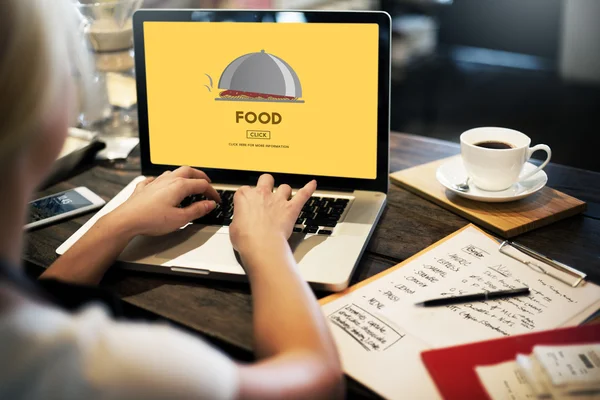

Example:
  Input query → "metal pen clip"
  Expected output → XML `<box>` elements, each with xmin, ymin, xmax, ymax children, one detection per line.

<box><xmin>498</xmin><ymin>240</ymin><xmax>586</xmax><ymax>288</ymax></box>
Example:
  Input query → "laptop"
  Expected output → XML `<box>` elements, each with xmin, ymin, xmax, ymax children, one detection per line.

<box><xmin>57</xmin><ymin>9</ymin><xmax>391</xmax><ymax>291</ymax></box>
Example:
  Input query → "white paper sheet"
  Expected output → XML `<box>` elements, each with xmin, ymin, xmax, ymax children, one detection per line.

<box><xmin>96</xmin><ymin>137</ymin><xmax>139</xmax><ymax>160</ymax></box>
<box><xmin>321</xmin><ymin>226</ymin><xmax>600</xmax><ymax>400</ymax></box>
<box><xmin>106</xmin><ymin>72</ymin><xmax>137</xmax><ymax>109</ymax></box>
<box><xmin>476</xmin><ymin>360</ymin><xmax>536</xmax><ymax>400</ymax></box>
<box><xmin>534</xmin><ymin>344</ymin><xmax>600</xmax><ymax>386</ymax></box>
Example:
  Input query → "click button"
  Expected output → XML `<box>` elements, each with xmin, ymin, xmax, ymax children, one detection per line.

<box><xmin>247</xmin><ymin>130</ymin><xmax>271</xmax><ymax>140</ymax></box>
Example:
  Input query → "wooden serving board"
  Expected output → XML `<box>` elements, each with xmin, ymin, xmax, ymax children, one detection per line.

<box><xmin>390</xmin><ymin>155</ymin><xmax>587</xmax><ymax>238</ymax></box>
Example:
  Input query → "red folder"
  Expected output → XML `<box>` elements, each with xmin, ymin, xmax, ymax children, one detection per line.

<box><xmin>421</xmin><ymin>324</ymin><xmax>600</xmax><ymax>400</ymax></box>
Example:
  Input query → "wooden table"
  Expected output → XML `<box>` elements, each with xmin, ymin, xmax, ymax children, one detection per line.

<box><xmin>24</xmin><ymin>132</ymin><xmax>600</xmax><ymax>398</ymax></box>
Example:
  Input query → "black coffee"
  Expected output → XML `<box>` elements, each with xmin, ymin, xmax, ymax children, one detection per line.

<box><xmin>474</xmin><ymin>141</ymin><xmax>514</xmax><ymax>150</ymax></box>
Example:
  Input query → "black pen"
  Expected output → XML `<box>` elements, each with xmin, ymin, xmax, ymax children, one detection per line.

<box><xmin>415</xmin><ymin>287</ymin><xmax>531</xmax><ymax>307</ymax></box>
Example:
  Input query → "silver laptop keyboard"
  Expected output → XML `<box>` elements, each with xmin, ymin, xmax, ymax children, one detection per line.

<box><xmin>180</xmin><ymin>189</ymin><xmax>350</xmax><ymax>235</ymax></box>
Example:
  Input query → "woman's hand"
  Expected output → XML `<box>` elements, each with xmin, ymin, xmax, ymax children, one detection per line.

<box><xmin>228</xmin><ymin>175</ymin><xmax>343</xmax><ymax>399</ymax></box>
<box><xmin>229</xmin><ymin>174</ymin><xmax>316</xmax><ymax>256</ymax></box>
<box><xmin>111</xmin><ymin>166</ymin><xmax>221</xmax><ymax>237</ymax></box>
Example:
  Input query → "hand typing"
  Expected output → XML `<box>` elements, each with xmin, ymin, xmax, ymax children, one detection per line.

<box><xmin>111</xmin><ymin>166</ymin><xmax>221</xmax><ymax>236</ymax></box>
<box><xmin>229</xmin><ymin>174</ymin><xmax>316</xmax><ymax>255</ymax></box>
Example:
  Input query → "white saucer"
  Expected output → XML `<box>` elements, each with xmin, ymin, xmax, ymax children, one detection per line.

<box><xmin>436</xmin><ymin>157</ymin><xmax>548</xmax><ymax>203</ymax></box>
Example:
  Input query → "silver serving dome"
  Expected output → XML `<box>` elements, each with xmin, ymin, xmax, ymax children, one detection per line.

<box><xmin>218</xmin><ymin>50</ymin><xmax>302</xmax><ymax>98</ymax></box>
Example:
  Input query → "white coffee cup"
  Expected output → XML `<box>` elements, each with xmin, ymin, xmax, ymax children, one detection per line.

<box><xmin>460</xmin><ymin>127</ymin><xmax>551</xmax><ymax>191</ymax></box>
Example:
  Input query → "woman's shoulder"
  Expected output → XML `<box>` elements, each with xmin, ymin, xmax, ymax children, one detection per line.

<box><xmin>0</xmin><ymin>293</ymin><xmax>107</xmax><ymax>346</ymax></box>
<box><xmin>0</xmin><ymin>294</ymin><xmax>240</xmax><ymax>400</ymax></box>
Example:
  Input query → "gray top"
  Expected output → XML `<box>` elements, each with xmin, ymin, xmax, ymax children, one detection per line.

<box><xmin>218</xmin><ymin>50</ymin><xmax>302</xmax><ymax>98</ymax></box>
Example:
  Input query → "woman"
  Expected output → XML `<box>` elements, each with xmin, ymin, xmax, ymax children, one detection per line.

<box><xmin>0</xmin><ymin>1</ymin><xmax>343</xmax><ymax>398</ymax></box>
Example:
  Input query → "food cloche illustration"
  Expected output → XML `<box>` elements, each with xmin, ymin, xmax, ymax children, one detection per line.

<box><xmin>215</xmin><ymin>50</ymin><xmax>304</xmax><ymax>103</ymax></box>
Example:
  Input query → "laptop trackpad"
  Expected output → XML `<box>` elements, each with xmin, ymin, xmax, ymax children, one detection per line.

<box><xmin>119</xmin><ymin>225</ymin><xmax>332</xmax><ymax>267</ymax></box>
<box><xmin>119</xmin><ymin>224</ymin><xmax>222</xmax><ymax>263</ymax></box>
<box><xmin>289</xmin><ymin>233</ymin><xmax>329</xmax><ymax>263</ymax></box>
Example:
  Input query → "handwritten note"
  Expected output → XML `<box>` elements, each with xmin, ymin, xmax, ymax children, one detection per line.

<box><xmin>321</xmin><ymin>225</ymin><xmax>600</xmax><ymax>400</ymax></box>
<box><xmin>328</xmin><ymin>303</ymin><xmax>405</xmax><ymax>352</ymax></box>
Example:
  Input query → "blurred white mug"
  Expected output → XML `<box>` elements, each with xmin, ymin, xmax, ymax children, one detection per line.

<box><xmin>460</xmin><ymin>127</ymin><xmax>551</xmax><ymax>191</ymax></box>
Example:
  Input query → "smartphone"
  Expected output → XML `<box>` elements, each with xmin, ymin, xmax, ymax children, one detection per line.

<box><xmin>25</xmin><ymin>187</ymin><xmax>106</xmax><ymax>230</ymax></box>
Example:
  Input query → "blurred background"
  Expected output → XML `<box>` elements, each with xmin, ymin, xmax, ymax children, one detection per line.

<box><xmin>143</xmin><ymin>0</ymin><xmax>600</xmax><ymax>172</ymax></box>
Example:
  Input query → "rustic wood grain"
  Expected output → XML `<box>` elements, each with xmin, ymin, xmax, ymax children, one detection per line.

<box><xmin>367</xmin><ymin>185</ymin><xmax>469</xmax><ymax>258</ymax></box>
<box><xmin>368</xmin><ymin>189</ymin><xmax>600</xmax><ymax>283</ymax></box>
<box><xmin>21</xmin><ymin>132</ymin><xmax>600</xmax><ymax>399</ymax></box>
<box><xmin>390</xmin><ymin>155</ymin><xmax>587</xmax><ymax>237</ymax></box>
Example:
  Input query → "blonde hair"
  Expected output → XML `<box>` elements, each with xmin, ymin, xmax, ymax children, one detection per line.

<box><xmin>0</xmin><ymin>0</ymin><xmax>92</xmax><ymax>162</ymax></box>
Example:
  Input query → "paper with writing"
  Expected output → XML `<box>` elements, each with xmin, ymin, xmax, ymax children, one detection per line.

<box><xmin>328</xmin><ymin>303</ymin><xmax>405</xmax><ymax>352</ymax></box>
<box><xmin>321</xmin><ymin>226</ymin><xmax>600</xmax><ymax>400</ymax></box>
<box><xmin>476</xmin><ymin>361</ymin><xmax>536</xmax><ymax>400</ymax></box>
<box><xmin>534</xmin><ymin>344</ymin><xmax>600</xmax><ymax>386</ymax></box>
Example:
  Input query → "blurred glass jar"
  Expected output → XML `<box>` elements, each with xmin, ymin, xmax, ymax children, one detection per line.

<box><xmin>73</xmin><ymin>0</ymin><xmax>144</xmax><ymax>138</ymax></box>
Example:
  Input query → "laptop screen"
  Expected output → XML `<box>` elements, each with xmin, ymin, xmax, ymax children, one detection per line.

<box><xmin>143</xmin><ymin>21</ymin><xmax>379</xmax><ymax>179</ymax></box>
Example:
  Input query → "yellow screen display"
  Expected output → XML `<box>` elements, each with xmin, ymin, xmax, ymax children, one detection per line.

<box><xmin>144</xmin><ymin>22</ymin><xmax>379</xmax><ymax>179</ymax></box>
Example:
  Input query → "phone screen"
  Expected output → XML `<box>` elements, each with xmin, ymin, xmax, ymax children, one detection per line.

<box><xmin>28</xmin><ymin>190</ymin><xmax>93</xmax><ymax>223</ymax></box>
